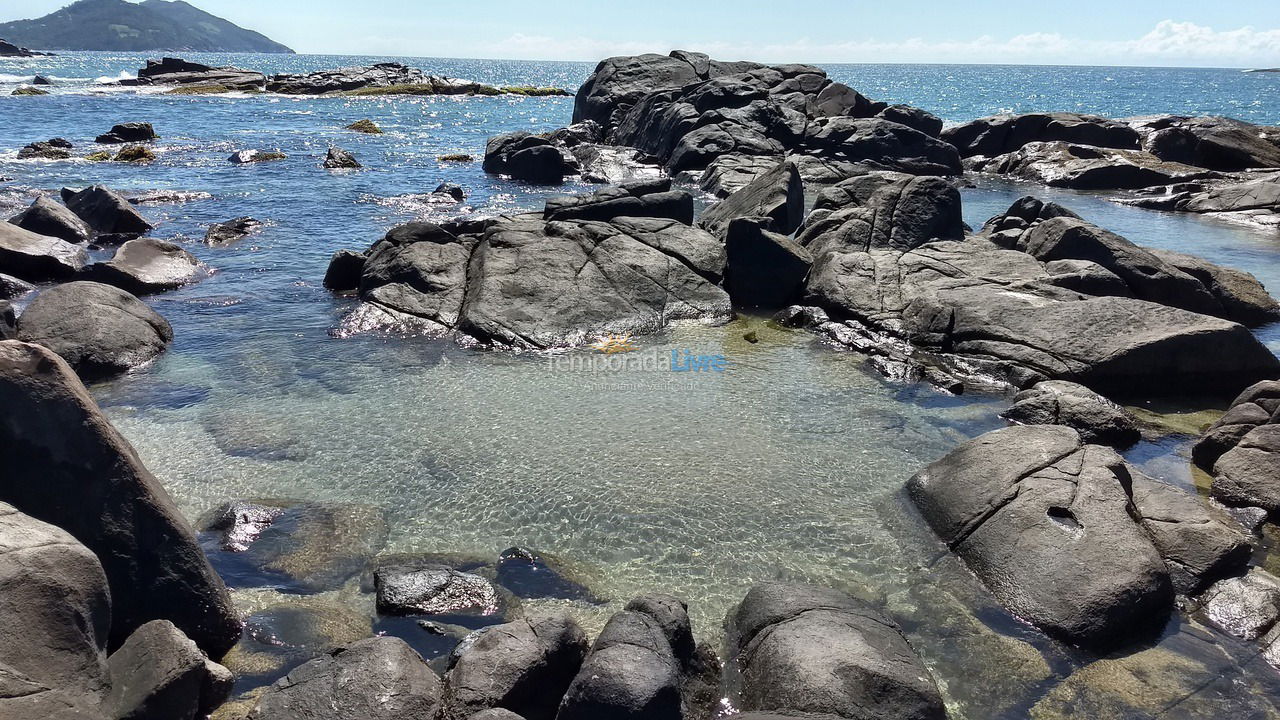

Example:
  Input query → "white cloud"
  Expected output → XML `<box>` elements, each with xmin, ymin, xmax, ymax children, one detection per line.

<box><xmin>458</xmin><ymin>21</ymin><xmax>1280</xmax><ymax>67</ymax></box>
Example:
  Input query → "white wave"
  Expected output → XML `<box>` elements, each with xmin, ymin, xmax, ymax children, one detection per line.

<box><xmin>0</xmin><ymin>73</ymin><xmax>33</xmax><ymax>83</ymax></box>
<box><xmin>93</xmin><ymin>70</ymin><xmax>135</xmax><ymax>84</ymax></box>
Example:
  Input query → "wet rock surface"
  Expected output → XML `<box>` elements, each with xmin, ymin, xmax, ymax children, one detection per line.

<box><xmin>61</xmin><ymin>185</ymin><xmax>154</xmax><ymax>236</ymax></box>
<box><xmin>84</xmin><ymin>238</ymin><xmax>203</xmax><ymax>295</ymax></box>
<box><xmin>205</xmin><ymin>217</ymin><xmax>263</xmax><ymax>246</ymax></box>
<box><xmin>0</xmin><ymin>220</ymin><xmax>88</xmax><ymax>281</ymax></box>
<box><xmin>95</xmin><ymin>122</ymin><xmax>158</xmax><ymax>144</ymax></box>
<box><xmin>1003</xmin><ymin>380</ymin><xmax>1141</xmax><ymax>447</ymax></box>
<box><xmin>9</xmin><ymin>194</ymin><xmax>92</xmax><ymax>242</ymax></box>
<box><xmin>1194</xmin><ymin>381</ymin><xmax>1280</xmax><ymax>514</ymax></box>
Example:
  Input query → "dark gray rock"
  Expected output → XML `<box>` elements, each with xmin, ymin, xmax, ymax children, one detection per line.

<box><xmin>908</xmin><ymin>425</ymin><xmax>1173</xmax><ymax>650</ymax></box>
<box><xmin>9</xmin><ymin>194</ymin><xmax>91</xmax><ymax>242</ymax></box>
<box><xmin>544</xmin><ymin>180</ymin><xmax>693</xmax><ymax>224</ymax></box>
<box><xmin>623</xmin><ymin>594</ymin><xmax>695</xmax><ymax>666</ymax></box>
<box><xmin>699</xmin><ymin>158</ymin><xmax>804</xmax><ymax>237</ymax></box>
<box><xmin>435</xmin><ymin>182</ymin><xmax>467</xmax><ymax>202</ymax></box>
<box><xmin>106</xmin><ymin>619</ymin><xmax>233</xmax><ymax>720</ymax></box>
<box><xmin>1194</xmin><ymin>380</ymin><xmax>1280</xmax><ymax>469</ymax></box>
<box><xmin>16</xmin><ymin>282</ymin><xmax>173</xmax><ymax>380</ymax></box>
<box><xmin>796</xmin><ymin>171</ymin><xmax>963</xmax><ymax>257</ymax></box>
<box><xmin>1135</xmin><ymin>115</ymin><xmax>1280</xmax><ymax>170</ymax></box>
<box><xmin>725</xmin><ymin>583</ymin><xmax>945</xmax><ymax>720</ymax></box>
<box><xmin>1004</xmin><ymin>380</ymin><xmax>1141</xmax><ymax>447</ymax></box>
<box><xmin>725</xmin><ymin>217</ymin><xmax>812</xmax><ymax>309</ymax></box>
<box><xmin>264</xmin><ymin>62</ymin><xmax>493</xmax><ymax>95</ymax></box>
<box><xmin>95</xmin><ymin>122</ymin><xmax>157</xmax><ymax>144</ymax></box>
<box><xmin>1148</xmin><ymin>247</ymin><xmax>1280</xmax><ymax>326</ymax></box>
<box><xmin>17</xmin><ymin>137</ymin><xmax>73</xmax><ymax>159</ymax></box>
<box><xmin>324</xmin><ymin>249</ymin><xmax>367</xmax><ymax>293</ymax></box>
<box><xmin>467</xmin><ymin>711</ymin><xmax>526</xmax><ymax>720</ymax></box>
<box><xmin>438</xmin><ymin>613</ymin><xmax>588</xmax><ymax>720</ymax></box>
<box><xmin>556</xmin><ymin>610</ymin><xmax>681</xmax><ymax>720</ymax></box>
<box><xmin>375</xmin><ymin>566</ymin><xmax>503</xmax><ymax>617</ymax></box>
<box><xmin>1212</xmin><ymin>424</ymin><xmax>1280</xmax><ymax>514</ymax></box>
<box><xmin>484</xmin><ymin>133</ymin><xmax>577</xmax><ymax>184</ymax></box>
<box><xmin>0</xmin><ymin>221</ymin><xmax>87</xmax><ymax>281</ymax></box>
<box><xmin>204</xmin><ymin>216</ymin><xmax>262</xmax><ymax>246</ymax></box>
<box><xmin>0</xmin><ymin>502</ymin><xmax>111</xmax><ymax>718</ymax></box>
<box><xmin>60</xmin><ymin>185</ymin><xmax>154</xmax><ymax>235</ymax></box>
<box><xmin>228</xmin><ymin>149</ymin><xmax>287</xmax><ymax>163</ymax></box>
<box><xmin>876</xmin><ymin>104</ymin><xmax>943</xmax><ymax>137</ymax></box>
<box><xmin>1129</xmin><ymin>473</ymin><xmax>1252</xmax><ymax>594</ymax></box>
<box><xmin>494</xmin><ymin>546</ymin><xmax>598</xmax><ymax>603</ymax></box>
<box><xmin>324</xmin><ymin>147</ymin><xmax>361</xmax><ymax>169</ymax></box>
<box><xmin>123</xmin><ymin>57</ymin><xmax>265</xmax><ymax>90</ymax></box>
<box><xmin>0</xmin><ymin>340</ymin><xmax>239</xmax><ymax>657</ymax></box>
<box><xmin>0</xmin><ymin>300</ymin><xmax>12</xmax><ymax>339</ymax></box>
<box><xmin>1041</xmin><ymin>259</ymin><xmax>1131</xmax><ymax>297</ymax></box>
<box><xmin>248</xmin><ymin>636</ymin><xmax>442</xmax><ymax>719</ymax></box>
<box><xmin>974</xmin><ymin>141</ymin><xmax>1217</xmax><ymax>190</ymax></box>
<box><xmin>943</xmin><ymin>112</ymin><xmax>1140</xmax><ymax>157</ymax></box>
<box><xmin>0</xmin><ymin>273</ymin><xmax>35</xmax><ymax>300</ymax></box>
<box><xmin>1199</xmin><ymin>569</ymin><xmax>1280</xmax><ymax>640</ymax></box>
<box><xmin>84</xmin><ymin>238</ymin><xmax>202</xmax><ymax>295</ymax></box>
<box><xmin>801</xmin><ymin>117</ymin><xmax>963</xmax><ymax>176</ymax></box>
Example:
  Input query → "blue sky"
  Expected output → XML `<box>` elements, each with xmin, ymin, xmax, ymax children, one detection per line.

<box><xmin>4</xmin><ymin>0</ymin><xmax>1280</xmax><ymax>66</ymax></box>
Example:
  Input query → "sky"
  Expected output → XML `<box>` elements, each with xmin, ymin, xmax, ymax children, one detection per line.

<box><xmin>3</xmin><ymin>0</ymin><xmax>1280</xmax><ymax>67</ymax></box>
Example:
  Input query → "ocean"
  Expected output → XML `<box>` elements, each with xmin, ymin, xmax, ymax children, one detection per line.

<box><xmin>2</xmin><ymin>52</ymin><xmax>1279</xmax><ymax>716</ymax></box>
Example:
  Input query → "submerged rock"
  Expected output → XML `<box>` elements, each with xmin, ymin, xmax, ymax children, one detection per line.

<box><xmin>375</xmin><ymin>567</ymin><xmax>504</xmax><ymax>617</ymax></box>
<box><xmin>0</xmin><ymin>340</ymin><xmax>240</xmax><ymax>657</ymax></box>
<box><xmin>323</xmin><ymin>147</ymin><xmax>361</xmax><ymax>169</ymax></box>
<box><xmin>0</xmin><ymin>221</ymin><xmax>88</xmax><ymax>281</ymax></box>
<box><xmin>1004</xmin><ymin>380</ymin><xmax>1141</xmax><ymax>447</ymax></box>
<box><xmin>205</xmin><ymin>217</ymin><xmax>263</xmax><ymax>246</ymax></box>
<box><xmin>16</xmin><ymin>282</ymin><xmax>173</xmax><ymax>380</ymax></box>
<box><xmin>85</xmin><ymin>238</ymin><xmax>203</xmax><ymax>295</ymax></box>
<box><xmin>95</xmin><ymin>122</ymin><xmax>158</xmax><ymax>144</ymax></box>
<box><xmin>106</xmin><ymin>619</ymin><xmax>233</xmax><ymax>720</ymax></box>
<box><xmin>226</xmin><ymin>595</ymin><xmax>374</xmax><ymax>691</ymax></box>
<box><xmin>494</xmin><ymin>547</ymin><xmax>598</xmax><ymax>602</ymax></box>
<box><xmin>9</xmin><ymin>194</ymin><xmax>92</xmax><ymax>242</ymax></box>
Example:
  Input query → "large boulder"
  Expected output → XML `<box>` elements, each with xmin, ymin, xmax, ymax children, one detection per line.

<box><xmin>0</xmin><ymin>502</ymin><xmax>111</xmax><ymax>718</ymax></box>
<box><xmin>974</xmin><ymin>141</ymin><xmax>1217</xmax><ymax>190</ymax></box>
<box><xmin>16</xmin><ymin>282</ymin><xmax>173</xmax><ymax>380</ymax></box>
<box><xmin>572</xmin><ymin>51</ymin><xmax>758</xmax><ymax>130</ymax></box>
<box><xmin>95</xmin><ymin>122</ymin><xmax>157</xmax><ymax>144</ymax></box>
<box><xmin>942</xmin><ymin>112</ymin><xmax>1140</xmax><ymax>157</ymax></box>
<box><xmin>84</xmin><ymin>238</ymin><xmax>203</xmax><ymax>295</ymax></box>
<box><xmin>9</xmin><ymin>194</ymin><xmax>92</xmax><ymax>242</ymax></box>
<box><xmin>17</xmin><ymin>137</ymin><xmax>73</xmax><ymax>160</ymax></box>
<box><xmin>907</xmin><ymin>425</ymin><xmax>1174</xmax><ymax>650</ymax></box>
<box><xmin>1194</xmin><ymin>380</ymin><xmax>1280</xmax><ymax>469</ymax></box>
<box><xmin>484</xmin><ymin>133</ymin><xmax>577</xmax><ymax>184</ymax></box>
<box><xmin>724</xmin><ymin>218</ymin><xmax>812</xmax><ymax>309</ymax></box>
<box><xmin>800</xmin><ymin>117</ymin><xmax>963</xmax><ymax>176</ymax></box>
<box><xmin>876</xmin><ymin>104</ymin><xmax>943</xmax><ymax>137</ymax></box>
<box><xmin>1003</xmin><ymin>380</ymin><xmax>1141</xmax><ymax>447</ymax></box>
<box><xmin>0</xmin><ymin>221</ymin><xmax>88</xmax><ymax>281</ymax></box>
<box><xmin>60</xmin><ymin>186</ymin><xmax>154</xmax><ymax>235</ymax></box>
<box><xmin>248</xmin><ymin>636</ymin><xmax>442</xmax><ymax>719</ymax></box>
<box><xmin>0</xmin><ymin>340</ymin><xmax>240</xmax><ymax>656</ymax></box>
<box><xmin>796</xmin><ymin>171</ymin><xmax>963</xmax><ymax>257</ymax></box>
<box><xmin>438</xmin><ymin>614</ymin><xmax>588</xmax><ymax>720</ymax></box>
<box><xmin>1211</xmin><ymin>424</ymin><xmax>1280</xmax><ymax>514</ymax></box>
<box><xmin>725</xmin><ymin>583</ymin><xmax>945</xmax><ymax>720</ymax></box>
<box><xmin>1135</xmin><ymin>115</ymin><xmax>1280</xmax><ymax>170</ymax></box>
<box><xmin>1129</xmin><ymin>473</ymin><xmax>1252</xmax><ymax>594</ymax></box>
<box><xmin>699</xmin><ymin>159</ymin><xmax>804</xmax><ymax>237</ymax></box>
<box><xmin>1148</xmin><ymin>247</ymin><xmax>1280</xmax><ymax>327</ymax></box>
<box><xmin>105</xmin><ymin>620</ymin><xmax>233</xmax><ymax>720</ymax></box>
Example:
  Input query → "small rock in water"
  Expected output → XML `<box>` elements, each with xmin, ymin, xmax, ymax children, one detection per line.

<box><xmin>112</xmin><ymin>144</ymin><xmax>155</xmax><ymax>162</ymax></box>
<box><xmin>375</xmin><ymin>566</ymin><xmax>502</xmax><ymax>616</ymax></box>
<box><xmin>1199</xmin><ymin>569</ymin><xmax>1280</xmax><ymax>641</ymax></box>
<box><xmin>95</xmin><ymin>122</ymin><xmax>157</xmax><ymax>144</ymax></box>
<box><xmin>205</xmin><ymin>216</ymin><xmax>263</xmax><ymax>246</ymax></box>
<box><xmin>495</xmin><ymin>546</ymin><xmax>599</xmax><ymax>602</ymax></box>
<box><xmin>31</xmin><ymin>74</ymin><xmax>52</xmax><ymax>85</ymax></box>
<box><xmin>345</xmin><ymin>118</ymin><xmax>383</xmax><ymax>134</ymax></box>
<box><xmin>12</xmin><ymin>86</ymin><xmax>49</xmax><ymax>95</ymax></box>
<box><xmin>202</xmin><ymin>500</ymin><xmax>285</xmax><ymax>552</ymax></box>
<box><xmin>438</xmin><ymin>153</ymin><xmax>474</xmax><ymax>162</ymax></box>
<box><xmin>17</xmin><ymin>137</ymin><xmax>72</xmax><ymax>159</ymax></box>
<box><xmin>743</xmin><ymin>330</ymin><xmax>760</xmax><ymax>343</ymax></box>
<box><xmin>229</xmin><ymin>149</ymin><xmax>286</xmax><ymax>164</ymax></box>
<box><xmin>323</xmin><ymin>147</ymin><xmax>361</xmax><ymax>169</ymax></box>
<box><xmin>433</xmin><ymin>182</ymin><xmax>466</xmax><ymax>201</ymax></box>
<box><xmin>0</xmin><ymin>273</ymin><xmax>35</xmax><ymax>300</ymax></box>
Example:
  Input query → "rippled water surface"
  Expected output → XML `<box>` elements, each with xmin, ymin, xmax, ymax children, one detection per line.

<box><xmin>3</xmin><ymin>52</ymin><xmax>1280</xmax><ymax>717</ymax></box>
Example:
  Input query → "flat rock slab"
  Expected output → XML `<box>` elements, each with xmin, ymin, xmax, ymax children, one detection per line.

<box><xmin>0</xmin><ymin>221</ymin><xmax>88</xmax><ymax>281</ymax></box>
<box><xmin>85</xmin><ymin>238</ymin><xmax>203</xmax><ymax>295</ymax></box>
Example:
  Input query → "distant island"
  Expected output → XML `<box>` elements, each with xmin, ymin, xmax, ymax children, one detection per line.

<box><xmin>0</xmin><ymin>0</ymin><xmax>293</xmax><ymax>53</ymax></box>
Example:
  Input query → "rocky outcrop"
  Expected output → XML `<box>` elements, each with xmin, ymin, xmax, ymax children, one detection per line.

<box><xmin>248</xmin><ymin>636</ymin><xmax>442</xmax><ymax>719</ymax></box>
<box><xmin>543</xmin><ymin>178</ymin><xmax>692</xmax><ymax>224</ymax></box>
<box><xmin>17</xmin><ymin>137</ymin><xmax>72</xmax><ymax>159</ymax></box>
<box><xmin>266</xmin><ymin>62</ymin><xmax>503</xmax><ymax>95</ymax></box>
<box><xmin>228</xmin><ymin>149</ymin><xmax>287</xmax><ymax>164</ymax></box>
<box><xmin>908</xmin><ymin>425</ymin><xmax>1174</xmax><ymax>650</ymax></box>
<box><xmin>0</xmin><ymin>38</ymin><xmax>50</xmax><ymax>56</ymax></box>
<box><xmin>724</xmin><ymin>583</ymin><xmax>945</xmax><ymax>719</ymax></box>
<box><xmin>84</xmin><ymin>238</ymin><xmax>203</xmax><ymax>295</ymax></box>
<box><xmin>1129</xmin><ymin>176</ymin><xmax>1280</xmax><ymax>229</ymax></box>
<box><xmin>1003</xmin><ymin>380</ymin><xmax>1141</xmax><ymax>447</ymax></box>
<box><xmin>0</xmin><ymin>340</ymin><xmax>239</xmax><ymax>657</ymax></box>
<box><xmin>95</xmin><ymin>122</ymin><xmax>157</xmax><ymax>144</ymax></box>
<box><xmin>16</xmin><ymin>282</ymin><xmax>173</xmax><ymax>379</ymax></box>
<box><xmin>484</xmin><ymin>132</ymin><xmax>579</xmax><ymax>184</ymax></box>
<box><xmin>61</xmin><ymin>185</ymin><xmax>154</xmax><ymax>236</ymax></box>
<box><xmin>972</xmin><ymin>141</ymin><xmax>1218</xmax><ymax>190</ymax></box>
<box><xmin>942</xmin><ymin>112</ymin><xmax>1140</xmax><ymax>158</ymax></box>
<box><xmin>0</xmin><ymin>221</ymin><xmax>88</xmax><ymax>281</ymax></box>
<box><xmin>105</xmin><ymin>619</ymin><xmax>233</xmax><ymax>720</ymax></box>
<box><xmin>1148</xmin><ymin>247</ymin><xmax>1280</xmax><ymax>326</ymax></box>
<box><xmin>119</xmin><ymin>57</ymin><xmax>266</xmax><ymax>90</ymax></box>
<box><xmin>724</xmin><ymin>218</ymin><xmax>812</xmax><ymax>309</ymax></box>
<box><xmin>323</xmin><ymin>147</ymin><xmax>361</xmax><ymax>169</ymax></box>
<box><xmin>876</xmin><ymin>104</ymin><xmax>943</xmax><ymax>137</ymax></box>
<box><xmin>699</xmin><ymin>158</ymin><xmax>804</xmax><ymax>237</ymax></box>
<box><xmin>9</xmin><ymin>194</ymin><xmax>92</xmax><ymax>242</ymax></box>
<box><xmin>437</xmin><ymin>613</ymin><xmax>588</xmax><ymax>720</ymax></box>
<box><xmin>1194</xmin><ymin>381</ymin><xmax>1280</xmax><ymax>515</ymax></box>
<box><xmin>1132</xmin><ymin>115</ymin><xmax>1280</xmax><ymax>171</ymax></box>
<box><xmin>796</xmin><ymin>171</ymin><xmax>963</xmax><ymax>256</ymax></box>
<box><xmin>0</xmin><ymin>502</ymin><xmax>111</xmax><ymax>719</ymax></box>
<box><xmin>1129</xmin><ymin>473</ymin><xmax>1252</xmax><ymax>594</ymax></box>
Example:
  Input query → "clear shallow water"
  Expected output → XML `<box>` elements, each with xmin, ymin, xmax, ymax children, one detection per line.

<box><xmin>2</xmin><ymin>52</ymin><xmax>1280</xmax><ymax>716</ymax></box>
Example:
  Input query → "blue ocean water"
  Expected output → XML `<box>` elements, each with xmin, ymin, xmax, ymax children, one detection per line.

<box><xmin>2</xmin><ymin>53</ymin><xmax>1279</xmax><ymax>715</ymax></box>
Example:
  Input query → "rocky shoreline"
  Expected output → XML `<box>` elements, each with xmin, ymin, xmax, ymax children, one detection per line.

<box><xmin>3</xmin><ymin>48</ymin><xmax>1280</xmax><ymax>719</ymax></box>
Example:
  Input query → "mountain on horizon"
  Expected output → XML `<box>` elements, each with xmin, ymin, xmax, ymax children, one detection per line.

<box><xmin>0</xmin><ymin>0</ymin><xmax>294</xmax><ymax>53</ymax></box>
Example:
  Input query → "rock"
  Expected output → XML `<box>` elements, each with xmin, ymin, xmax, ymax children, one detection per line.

<box><xmin>106</xmin><ymin>619</ymin><xmax>233</xmax><ymax>720</ymax></box>
<box><xmin>95</xmin><ymin>122</ymin><xmax>157</xmax><ymax>144</ymax></box>
<box><xmin>467</xmin><ymin>710</ymin><xmax>526</xmax><ymax>720</ymax></box>
<box><xmin>974</xmin><ymin>141</ymin><xmax>1217</xmax><ymax>190</ymax></box>
<box><xmin>0</xmin><ymin>340</ymin><xmax>239</xmax><ymax>656</ymax></box>
<box><xmin>31</xmin><ymin>74</ymin><xmax>52</xmax><ymax>85</ymax></box>
<box><xmin>907</xmin><ymin>425</ymin><xmax>1173</xmax><ymax>650</ymax></box>
<box><xmin>699</xmin><ymin>159</ymin><xmax>804</xmax><ymax>237</ymax></box>
<box><xmin>16</xmin><ymin>281</ymin><xmax>172</xmax><ymax>379</ymax></box>
<box><xmin>437</xmin><ymin>614</ymin><xmax>588</xmax><ymax>720</ymax></box>
<box><xmin>323</xmin><ymin>147</ymin><xmax>361</xmax><ymax>169</ymax></box>
<box><xmin>494</xmin><ymin>546</ymin><xmax>597</xmax><ymax>602</ymax></box>
<box><xmin>725</xmin><ymin>217</ymin><xmax>812</xmax><ymax>309</ymax></box>
<box><xmin>1004</xmin><ymin>380</ymin><xmax>1141</xmax><ymax>447</ymax></box>
<box><xmin>1199</xmin><ymin>569</ymin><xmax>1280</xmax><ymax>640</ymax></box>
<box><xmin>725</xmin><ymin>583</ymin><xmax>945</xmax><ymax>720</ymax></box>
<box><xmin>439</xmin><ymin>154</ymin><xmax>474</xmax><ymax>162</ymax></box>
<box><xmin>84</xmin><ymin>238</ymin><xmax>202</xmax><ymax>295</ymax></box>
<box><xmin>876</xmin><ymin>104</ymin><xmax>943</xmax><ymax>137</ymax></box>
<box><xmin>0</xmin><ymin>300</ymin><xmax>12</xmax><ymax>339</ymax></box>
<box><xmin>346</xmin><ymin>118</ymin><xmax>383</xmax><ymax>134</ymax></box>
<box><xmin>0</xmin><ymin>273</ymin><xmax>35</xmax><ymax>300</ymax></box>
<box><xmin>323</xmin><ymin>249</ymin><xmax>366</xmax><ymax>293</ymax></box>
<box><xmin>9</xmin><ymin>194</ymin><xmax>92</xmax><ymax>242</ymax></box>
<box><xmin>544</xmin><ymin>179</ymin><xmax>693</xmax><ymax>224</ymax></box>
<box><xmin>267</xmin><ymin>62</ymin><xmax>444</xmax><ymax>95</ymax></box>
<box><xmin>573</xmin><ymin>52</ymin><xmax>723</xmax><ymax>130</ymax></box>
<box><xmin>943</xmin><ymin>112</ymin><xmax>1140</xmax><ymax>157</ymax></box>
<box><xmin>434</xmin><ymin>182</ymin><xmax>466</xmax><ymax>202</ymax></box>
<box><xmin>375</xmin><ymin>566</ymin><xmax>503</xmax><ymax>617</ymax></box>
<box><xmin>772</xmin><ymin>304</ymin><xmax>829</xmax><ymax>328</ymax></box>
<box><xmin>113</xmin><ymin>144</ymin><xmax>156</xmax><ymax>163</ymax></box>
<box><xmin>1148</xmin><ymin>247</ymin><xmax>1280</xmax><ymax>326</ymax></box>
<box><xmin>484</xmin><ymin>133</ymin><xmax>576</xmax><ymax>184</ymax></box>
<box><xmin>122</xmin><ymin>57</ymin><xmax>266</xmax><ymax>90</ymax></box>
<box><xmin>248</xmin><ymin>636</ymin><xmax>442</xmax><ymax>719</ymax></box>
<box><xmin>1135</xmin><ymin>115</ymin><xmax>1280</xmax><ymax>170</ymax></box>
<box><xmin>0</xmin><ymin>502</ymin><xmax>111</xmax><ymax>718</ymax></box>
<box><xmin>229</xmin><ymin>150</ymin><xmax>286</xmax><ymax>164</ymax></box>
<box><xmin>61</xmin><ymin>185</ymin><xmax>154</xmax><ymax>235</ymax></box>
<box><xmin>0</xmin><ymin>39</ymin><xmax>49</xmax><ymax>57</ymax></box>
<box><xmin>796</xmin><ymin>171</ymin><xmax>963</xmax><ymax>257</ymax></box>
<box><xmin>0</xmin><ymin>221</ymin><xmax>88</xmax><ymax>281</ymax></box>
<box><xmin>556</xmin><ymin>609</ymin><xmax>681</xmax><ymax>720</ymax></box>
<box><xmin>205</xmin><ymin>217</ymin><xmax>263</xmax><ymax>246</ymax></box>
<box><xmin>198</xmin><ymin>499</ymin><xmax>387</xmax><ymax>593</ymax></box>
<box><xmin>800</xmin><ymin>116</ymin><xmax>963</xmax><ymax>176</ymax></box>
<box><xmin>623</xmin><ymin>594</ymin><xmax>695</xmax><ymax>666</ymax></box>
<box><xmin>1212</xmin><ymin>424</ymin><xmax>1280</xmax><ymax>514</ymax></box>
<box><xmin>11</xmin><ymin>86</ymin><xmax>49</xmax><ymax>95</ymax></box>
<box><xmin>17</xmin><ymin>137</ymin><xmax>73</xmax><ymax>159</ymax></box>
<box><xmin>1129</xmin><ymin>473</ymin><xmax>1252</xmax><ymax>594</ymax></box>
<box><xmin>1194</xmin><ymin>380</ymin><xmax>1280</xmax><ymax>469</ymax></box>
